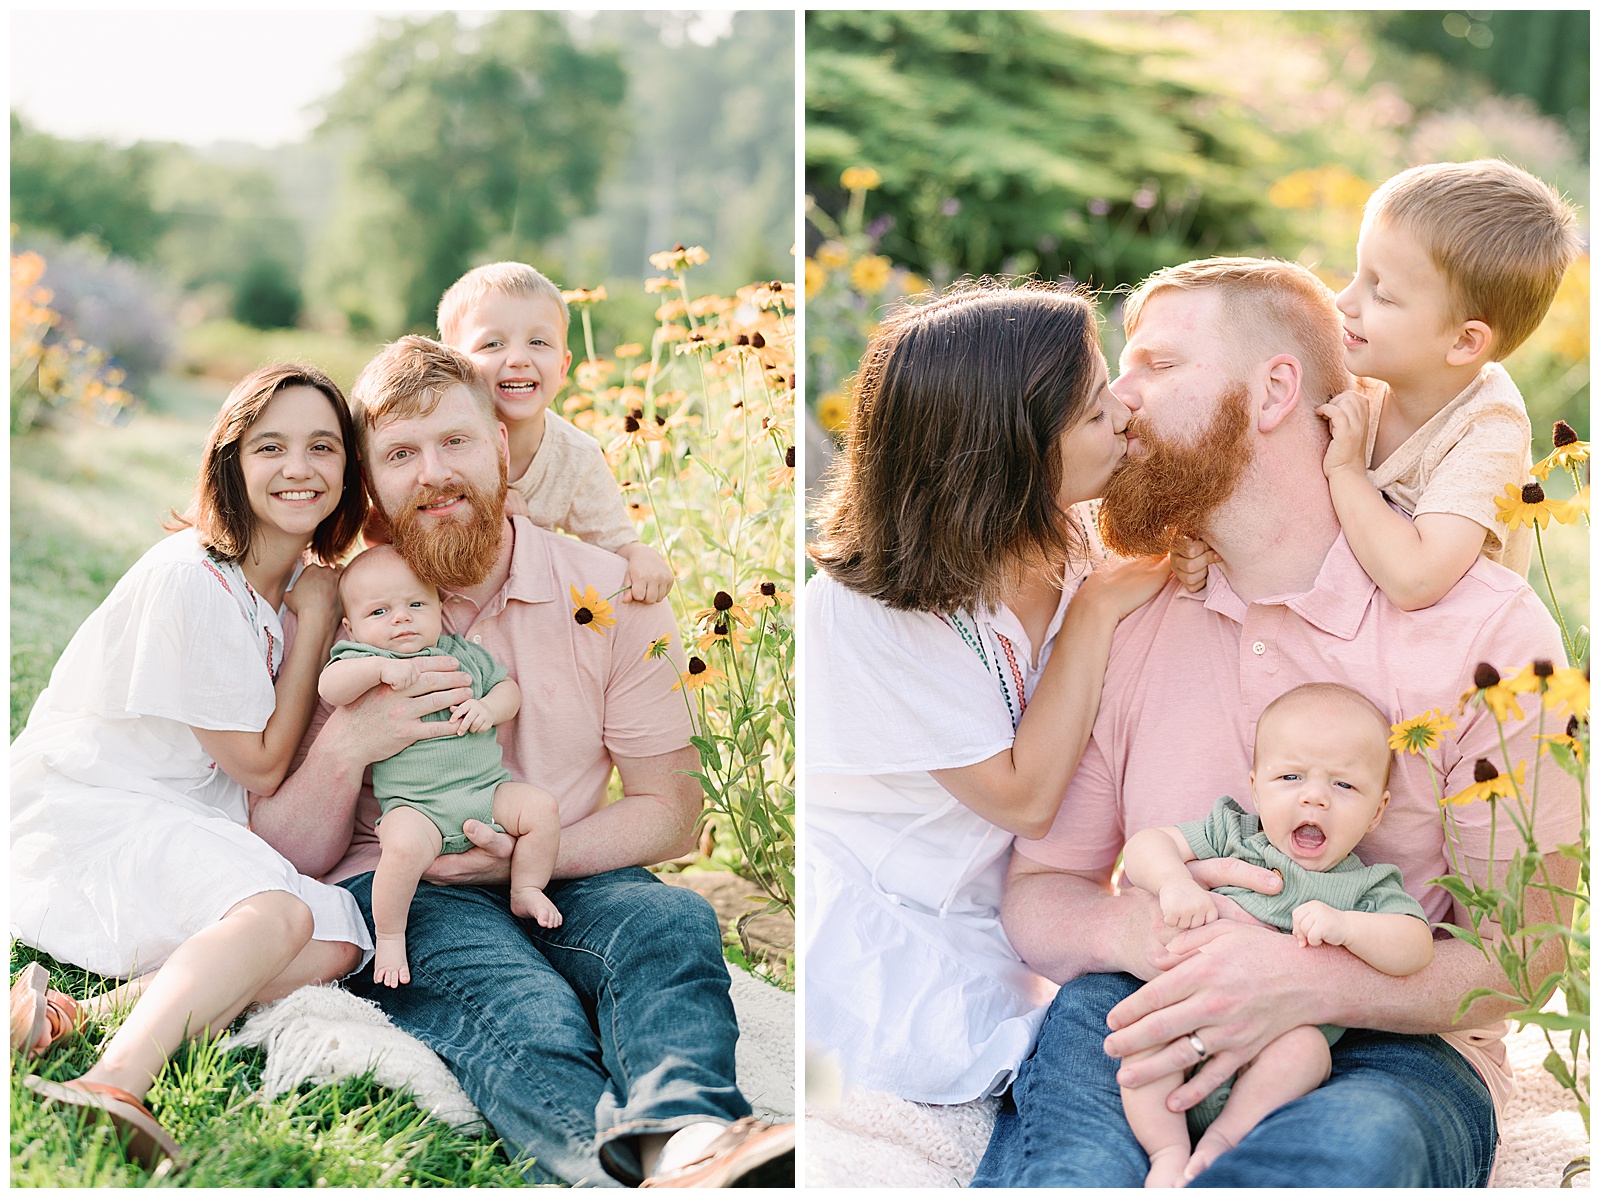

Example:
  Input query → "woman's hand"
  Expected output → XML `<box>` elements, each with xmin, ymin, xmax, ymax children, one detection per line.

<box><xmin>1076</xmin><ymin>553</ymin><xmax>1171</xmax><ymax>621</ymax></box>
<box><xmin>284</xmin><ymin>563</ymin><xmax>342</xmax><ymax>631</ymax></box>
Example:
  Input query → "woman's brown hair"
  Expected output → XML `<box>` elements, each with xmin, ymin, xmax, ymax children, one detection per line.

<box><xmin>168</xmin><ymin>363</ymin><xmax>367</xmax><ymax>565</ymax></box>
<box><xmin>809</xmin><ymin>280</ymin><xmax>1103</xmax><ymax>613</ymax></box>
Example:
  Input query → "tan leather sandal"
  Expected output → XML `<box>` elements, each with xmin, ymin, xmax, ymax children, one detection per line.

<box><xmin>9</xmin><ymin>962</ymin><xmax>86</xmax><ymax>1060</ymax></box>
<box><xmin>24</xmin><ymin>1076</ymin><xmax>183</xmax><ymax>1171</ymax></box>
<box><xmin>639</xmin><ymin>1117</ymin><xmax>796</xmax><ymax>1188</ymax></box>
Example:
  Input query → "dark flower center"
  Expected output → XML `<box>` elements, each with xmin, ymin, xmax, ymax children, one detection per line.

<box><xmin>714</xmin><ymin>620</ymin><xmax>730</xmax><ymax>636</ymax></box>
<box><xmin>714</xmin><ymin>591</ymin><xmax>733</xmax><ymax>610</ymax></box>
<box><xmin>688</xmin><ymin>656</ymin><xmax>706</xmax><ymax>675</ymax></box>
<box><xmin>736</xmin><ymin>334</ymin><xmax>750</xmax><ymax>346</ymax></box>
<box><xmin>760</xmin><ymin>582</ymin><xmax>776</xmax><ymax>596</ymax></box>
<box><xmin>1473</xmin><ymin>662</ymin><xmax>1501</xmax><ymax>690</ymax></box>
<box><xmin>1473</xmin><ymin>758</ymin><xmax>1499</xmax><ymax>784</ymax></box>
<box><xmin>1553</xmin><ymin>420</ymin><xmax>1578</xmax><ymax>448</ymax></box>
<box><xmin>1521</xmin><ymin>482</ymin><xmax>1545</xmax><ymax>504</ymax></box>
<box><xmin>1534</xmin><ymin>659</ymin><xmax>1555</xmax><ymax>678</ymax></box>
<box><xmin>1567</xmin><ymin>716</ymin><xmax>1580</xmax><ymax>738</ymax></box>
<box><xmin>655</xmin><ymin>414</ymin><xmax>667</xmax><ymax>426</ymax></box>
<box><xmin>784</xmin><ymin>446</ymin><xmax>795</xmax><ymax>468</ymax></box>
<box><xmin>751</xmin><ymin>332</ymin><xmax>766</xmax><ymax>349</ymax></box>
<box><xmin>575</xmin><ymin>607</ymin><xmax>594</xmax><ymax>625</ymax></box>
<box><xmin>624</xmin><ymin>415</ymin><xmax>641</xmax><ymax>432</ymax></box>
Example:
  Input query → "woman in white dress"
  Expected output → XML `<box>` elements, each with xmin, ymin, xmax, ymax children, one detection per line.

<box><xmin>805</xmin><ymin>282</ymin><xmax>1170</xmax><ymax>1103</ymax></box>
<box><xmin>10</xmin><ymin>364</ymin><xmax>374</xmax><ymax>1166</ymax></box>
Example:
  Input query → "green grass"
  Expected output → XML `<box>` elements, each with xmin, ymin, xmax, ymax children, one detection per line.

<box><xmin>10</xmin><ymin>948</ymin><xmax>540</xmax><ymax>1188</ymax></box>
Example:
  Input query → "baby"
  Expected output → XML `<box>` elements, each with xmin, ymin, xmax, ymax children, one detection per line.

<box><xmin>1119</xmin><ymin>683</ymin><xmax>1433</xmax><ymax>1187</ymax></box>
<box><xmin>1176</xmin><ymin>159</ymin><xmax>1580</xmax><ymax>609</ymax></box>
<box><xmin>319</xmin><ymin>545</ymin><xmax>563</xmax><ymax>988</ymax></box>
<box><xmin>435</xmin><ymin>261</ymin><xmax>676</xmax><ymax>604</ymax></box>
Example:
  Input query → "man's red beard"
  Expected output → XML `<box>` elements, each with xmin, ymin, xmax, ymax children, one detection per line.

<box><xmin>1099</xmin><ymin>382</ymin><xmax>1255</xmax><ymax>558</ymax></box>
<box><xmin>385</xmin><ymin>458</ymin><xmax>508</xmax><ymax>589</ymax></box>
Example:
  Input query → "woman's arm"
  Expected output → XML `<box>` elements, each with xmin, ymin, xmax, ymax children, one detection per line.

<box><xmin>929</xmin><ymin>556</ymin><xmax>1170</xmax><ymax>838</ymax></box>
<box><xmin>192</xmin><ymin>564</ymin><xmax>342</xmax><ymax>796</ymax></box>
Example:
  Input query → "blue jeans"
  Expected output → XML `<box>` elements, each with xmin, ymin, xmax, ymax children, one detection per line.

<box><xmin>339</xmin><ymin>867</ymin><xmax>750</xmax><ymax>1187</ymax></box>
<box><xmin>972</xmin><ymin>972</ymin><xmax>1497</xmax><ymax>1188</ymax></box>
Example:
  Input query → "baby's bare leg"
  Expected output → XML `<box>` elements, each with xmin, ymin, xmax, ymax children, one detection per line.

<box><xmin>1183</xmin><ymin>1026</ymin><xmax>1333</xmax><ymax>1183</ymax></box>
<box><xmin>1121</xmin><ymin>1047</ymin><xmax>1193</xmax><ymax>1188</ymax></box>
<box><xmin>493</xmin><ymin>782</ymin><xmax>563</xmax><ymax>928</ymax></box>
<box><xmin>371</xmin><ymin>807</ymin><xmax>444</xmax><ymax>987</ymax></box>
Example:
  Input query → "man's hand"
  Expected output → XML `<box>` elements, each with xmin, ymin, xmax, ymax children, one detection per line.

<box><xmin>336</xmin><ymin>658</ymin><xmax>475</xmax><ymax>765</ymax></box>
<box><xmin>1292</xmin><ymin>900</ymin><xmax>1348</xmax><ymax>948</ymax></box>
<box><xmin>1102</xmin><ymin>921</ymin><xmax>1325</xmax><ymax>1111</ymax></box>
<box><xmin>421</xmin><ymin>818</ymin><xmax>515</xmax><ymax>885</ymax></box>
<box><xmin>1314</xmin><ymin>389</ymin><xmax>1372</xmax><ymax>480</ymax></box>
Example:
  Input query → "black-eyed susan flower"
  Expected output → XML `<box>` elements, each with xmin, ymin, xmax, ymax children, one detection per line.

<box><xmin>643</xmin><ymin>634</ymin><xmax>672</xmax><ymax>662</ymax></box>
<box><xmin>609</xmin><ymin>410</ymin><xmax>666</xmax><ymax>455</ymax></box>
<box><xmin>816</xmin><ymin>391</ymin><xmax>850</xmax><ymax>432</ymax></box>
<box><xmin>694</xmin><ymin>590</ymin><xmax>753</xmax><ymax>630</ymax></box>
<box><xmin>644</xmin><ymin>276</ymin><xmax>677</xmax><ymax>294</ymax></box>
<box><xmin>614</xmin><ymin>342</ymin><xmax>644</xmax><ymax>359</ymax></box>
<box><xmin>1493</xmin><ymin>481</ymin><xmax>1580</xmax><ymax>530</ymax></box>
<box><xmin>695</xmin><ymin>617</ymin><xmax>752</xmax><ymax>654</ymax></box>
<box><xmin>767</xmin><ymin>446</ymin><xmax>795</xmax><ymax>489</ymax></box>
<box><xmin>1443</xmin><ymin>758</ymin><xmax>1525</xmax><ymax>806</ymax></box>
<box><xmin>850</xmin><ymin>255</ymin><xmax>893</xmax><ymax>294</ymax></box>
<box><xmin>648</xmin><ymin>244</ymin><xmax>709</xmax><ymax>273</ymax></box>
<box><xmin>1458</xmin><ymin>662</ymin><xmax>1524</xmax><ymax>723</ymax></box>
<box><xmin>744</xmin><ymin>580</ymin><xmax>794</xmax><ymax>611</ymax></box>
<box><xmin>815</xmin><ymin>242</ymin><xmax>850</xmax><ymax>270</ymax></box>
<box><xmin>562</xmin><ymin>286</ymin><xmax>607</xmax><ymax>306</ymax></box>
<box><xmin>1388</xmin><ymin>709</ymin><xmax>1456</xmax><ymax>755</ymax></box>
<box><xmin>673</xmin><ymin>655</ymin><xmax>726</xmax><ymax>691</ymax></box>
<box><xmin>805</xmin><ymin>259</ymin><xmax>827</xmax><ymax>298</ymax></box>
<box><xmin>1535</xmin><ymin>715</ymin><xmax>1586</xmax><ymax>766</ymax></box>
<box><xmin>1531</xmin><ymin>421</ymin><xmax>1589</xmax><ymax>480</ymax></box>
<box><xmin>841</xmin><ymin>165</ymin><xmax>881</xmax><ymax>191</ymax></box>
<box><xmin>1544</xmin><ymin>666</ymin><xmax>1589</xmax><ymax>720</ymax></box>
<box><xmin>570</xmin><ymin>585</ymin><xmax>617</xmax><ymax>635</ymax></box>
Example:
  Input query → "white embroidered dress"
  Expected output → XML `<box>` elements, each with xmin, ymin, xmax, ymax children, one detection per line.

<box><xmin>804</xmin><ymin>569</ymin><xmax>1073</xmax><ymax>1104</ymax></box>
<box><xmin>10</xmin><ymin>530</ymin><xmax>374</xmax><ymax>978</ymax></box>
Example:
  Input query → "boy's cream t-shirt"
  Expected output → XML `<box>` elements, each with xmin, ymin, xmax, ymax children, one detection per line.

<box><xmin>1361</xmin><ymin>362</ymin><xmax>1533</xmax><ymax>578</ymax></box>
<box><xmin>512</xmin><ymin>409</ymin><xmax>639</xmax><ymax>554</ymax></box>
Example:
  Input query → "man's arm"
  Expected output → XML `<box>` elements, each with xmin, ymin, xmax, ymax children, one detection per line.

<box><xmin>421</xmin><ymin>745</ymin><xmax>703</xmax><ymax>885</ymax></box>
<box><xmin>1102</xmin><ymin>849</ymin><xmax>1577</xmax><ymax>1110</ymax></box>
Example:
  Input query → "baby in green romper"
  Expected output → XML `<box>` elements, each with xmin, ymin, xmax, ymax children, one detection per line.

<box><xmin>1119</xmin><ymin>682</ymin><xmax>1435</xmax><ymax>1187</ymax></box>
<box><xmin>320</xmin><ymin>546</ymin><xmax>562</xmax><ymax>988</ymax></box>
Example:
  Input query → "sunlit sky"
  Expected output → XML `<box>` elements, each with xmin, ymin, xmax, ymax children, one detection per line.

<box><xmin>10</xmin><ymin>10</ymin><xmax>738</xmax><ymax>148</ymax></box>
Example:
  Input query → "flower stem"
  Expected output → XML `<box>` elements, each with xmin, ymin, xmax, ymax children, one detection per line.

<box><xmin>1533</xmin><ymin>522</ymin><xmax>1577</xmax><ymax>663</ymax></box>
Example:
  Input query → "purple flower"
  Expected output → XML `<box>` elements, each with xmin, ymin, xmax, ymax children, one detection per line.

<box><xmin>1132</xmin><ymin>188</ymin><xmax>1157</xmax><ymax>210</ymax></box>
<box><xmin>1088</xmin><ymin>198</ymin><xmax>1111</xmax><ymax>216</ymax></box>
<box><xmin>941</xmin><ymin>198</ymin><xmax>962</xmax><ymax>217</ymax></box>
<box><xmin>866</xmin><ymin>214</ymin><xmax>897</xmax><ymax>239</ymax></box>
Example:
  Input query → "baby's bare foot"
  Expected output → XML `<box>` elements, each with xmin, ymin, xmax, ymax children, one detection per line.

<box><xmin>1144</xmin><ymin>1145</ymin><xmax>1190</xmax><ymax>1189</ymax></box>
<box><xmin>1182</xmin><ymin>1128</ymin><xmax>1239</xmax><ymax>1183</ymax></box>
<box><xmin>511</xmin><ymin>886</ymin><xmax>563</xmax><ymax>928</ymax></box>
<box><xmin>373</xmin><ymin>938</ymin><xmax>411</xmax><ymax>988</ymax></box>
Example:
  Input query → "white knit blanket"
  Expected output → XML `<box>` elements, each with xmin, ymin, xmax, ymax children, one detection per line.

<box><xmin>230</xmin><ymin>964</ymin><xmax>795</xmax><ymax>1131</ymax></box>
<box><xmin>804</xmin><ymin>1018</ymin><xmax>1588</xmax><ymax>1188</ymax></box>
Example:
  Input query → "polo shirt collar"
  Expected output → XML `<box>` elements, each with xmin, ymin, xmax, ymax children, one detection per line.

<box><xmin>1186</xmin><ymin>533</ymin><xmax>1375</xmax><ymax>641</ymax></box>
<box><xmin>438</xmin><ymin>516</ymin><xmax>557</xmax><ymax>623</ymax></box>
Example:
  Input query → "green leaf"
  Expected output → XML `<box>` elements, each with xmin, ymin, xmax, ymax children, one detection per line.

<box><xmin>1518</xmin><ymin>1010</ymin><xmax>1590</xmax><ymax>1033</ymax></box>
<box><xmin>1544</xmin><ymin>1050</ymin><xmax>1576</xmax><ymax>1089</ymax></box>
<box><xmin>1437</xmin><ymin>922</ymin><xmax>1484</xmax><ymax>950</ymax></box>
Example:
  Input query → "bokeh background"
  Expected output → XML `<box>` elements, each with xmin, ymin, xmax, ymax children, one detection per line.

<box><xmin>804</xmin><ymin>9</ymin><xmax>1588</xmax><ymax>631</ymax></box>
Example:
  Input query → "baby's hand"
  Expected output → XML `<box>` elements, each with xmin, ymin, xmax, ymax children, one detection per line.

<box><xmin>621</xmin><ymin>543</ymin><xmax>676</xmax><ymax>604</ymax></box>
<box><xmin>503</xmin><ymin>489</ymin><xmax>531</xmax><ymax>519</ymax></box>
<box><xmin>1170</xmin><ymin>534</ymin><xmax>1218</xmax><ymax>594</ymax></box>
<box><xmin>449</xmin><ymin>698</ymin><xmax>494</xmax><ymax>735</ymax></box>
<box><xmin>379</xmin><ymin>660</ymin><xmax>422</xmax><ymax>690</ymax></box>
<box><xmin>1158</xmin><ymin>881</ymin><xmax>1218</xmax><ymax>930</ymax></box>
<box><xmin>1313</xmin><ymin>390</ymin><xmax>1372</xmax><ymax>480</ymax></box>
<box><xmin>1292</xmin><ymin>900</ymin><xmax>1348</xmax><ymax>948</ymax></box>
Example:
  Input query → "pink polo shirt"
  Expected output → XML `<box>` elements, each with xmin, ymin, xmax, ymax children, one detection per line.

<box><xmin>1019</xmin><ymin>534</ymin><xmax>1578</xmax><ymax>1112</ymax></box>
<box><xmin>323</xmin><ymin>516</ymin><xmax>691</xmax><ymax>885</ymax></box>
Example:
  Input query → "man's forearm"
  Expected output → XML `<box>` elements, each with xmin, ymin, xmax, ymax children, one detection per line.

<box><xmin>551</xmin><ymin>790</ymin><xmax>698</xmax><ymax>880</ymax></box>
<box><xmin>1003</xmin><ymin>858</ymin><xmax>1153</xmax><ymax>984</ymax></box>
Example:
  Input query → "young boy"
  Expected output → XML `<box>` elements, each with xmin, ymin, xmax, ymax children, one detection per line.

<box><xmin>1175</xmin><ymin>159</ymin><xmax>1580</xmax><ymax>610</ymax></box>
<box><xmin>320</xmin><ymin>545</ymin><xmax>563</xmax><ymax>988</ymax></box>
<box><xmin>435</xmin><ymin>262</ymin><xmax>676</xmax><ymax>604</ymax></box>
<box><xmin>1119</xmin><ymin>683</ymin><xmax>1433</xmax><ymax>1188</ymax></box>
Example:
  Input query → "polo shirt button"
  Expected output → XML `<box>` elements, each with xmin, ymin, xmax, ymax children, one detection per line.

<box><xmin>472</xmin><ymin>635</ymin><xmax>483</xmax><ymax>644</ymax></box>
<box><xmin>1252</xmin><ymin>641</ymin><xmax>1266</xmax><ymax>655</ymax></box>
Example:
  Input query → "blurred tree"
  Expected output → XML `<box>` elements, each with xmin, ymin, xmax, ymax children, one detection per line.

<box><xmin>1370</xmin><ymin>11</ymin><xmax>1589</xmax><ymax>152</ymax></box>
<box><xmin>805</xmin><ymin>10</ymin><xmax>1291</xmax><ymax>289</ymax></box>
<box><xmin>232</xmin><ymin>257</ymin><xmax>303</xmax><ymax>330</ymax></box>
<box><xmin>315</xmin><ymin>11</ymin><xmax>627</xmax><ymax>333</ymax></box>
<box><xmin>10</xmin><ymin>114</ymin><xmax>169</xmax><ymax>260</ymax></box>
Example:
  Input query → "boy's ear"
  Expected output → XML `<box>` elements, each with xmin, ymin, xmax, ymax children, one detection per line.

<box><xmin>1257</xmin><ymin>354</ymin><xmax>1304</xmax><ymax>433</ymax></box>
<box><xmin>1446</xmin><ymin>320</ymin><xmax>1494</xmax><ymax>367</ymax></box>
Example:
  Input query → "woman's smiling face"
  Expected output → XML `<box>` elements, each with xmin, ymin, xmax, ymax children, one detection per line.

<box><xmin>1055</xmin><ymin>351</ymin><xmax>1129</xmax><ymax>508</ymax></box>
<box><xmin>240</xmin><ymin>385</ymin><xmax>347</xmax><ymax>544</ymax></box>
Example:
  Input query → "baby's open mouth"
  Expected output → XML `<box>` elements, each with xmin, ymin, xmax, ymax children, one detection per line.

<box><xmin>1291</xmin><ymin>822</ymin><xmax>1327</xmax><ymax>853</ymax></box>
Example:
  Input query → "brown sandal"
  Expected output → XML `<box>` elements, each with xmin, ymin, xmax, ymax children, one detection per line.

<box><xmin>9</xmin><ymin>963</ymin><xmax>86</xmax><ymax>1060</ymax></box>
<box><xmin>24</xmin><ymin>1076</ymin><xmax>182</xmax><ymax>1171</ymax></box>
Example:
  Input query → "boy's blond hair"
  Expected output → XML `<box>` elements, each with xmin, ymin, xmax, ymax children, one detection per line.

<box><xmin>349</xmin><ymin>335</ymin><xmax>497</xmax><ymax>458</ymax></box>
<box><xmin>1123</xmin><ymin>257</ymin><xmax>1352</xmax><ymax>407</ymax></box>
<box><xmin>1255</xmin><ymin>681</ymin><xmax>1394</xmax><ymax>788</ymax></box>
<box><xmin>1364</xmin><ymin>159</ymin><xmax>1580</xmax><ymax>360</ymax></box>
<box><xmin>436</xmin><ymin>262</ymin><xmax>570</xmax><ymax>346</ymax></box>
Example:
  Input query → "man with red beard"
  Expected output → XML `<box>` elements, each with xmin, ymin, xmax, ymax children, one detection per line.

<box><xmin>250</xmin><ymin>337</ymin><xmax>794</xmax><ymax>1188</ymax></box>
<box><xmin>971</xmin><ymin>259</ymin><xmax>1578</xmax><ymax>1187</ymax></box>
